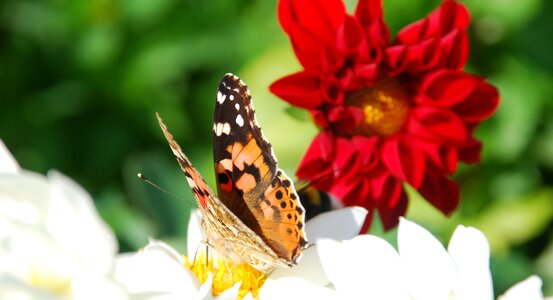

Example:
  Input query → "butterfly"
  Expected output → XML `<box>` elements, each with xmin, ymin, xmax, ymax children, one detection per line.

<box><xmin>156</xmin><ymin>73</ymin><xmax>307</xmax><ymax>273</ymax></box>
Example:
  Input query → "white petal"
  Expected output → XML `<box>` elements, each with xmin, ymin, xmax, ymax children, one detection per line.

<box><xmin>187</xmin><ymin>209</ymin><xmax>206</xmax><ymax>258</ymax></box>
<box><xmin>0</xmin><ymin>171</ymin><xmax>50</xmax><ymax>225</ymax></box>
<box><xmin>113</xmin><ymin>245</ymin><xmax>199</xmax><ymax>298</ymax></box>
<box><xmin>0</xmin><ymin>274</ymin><xmax>61</xmax><ymax>300</ymax></box>
<box><xmin>499</xmin><ymin>275</ymin><xmax>544</xmax><ymax>300</ymax></box>
<box><xmin>398</xmin><ymin>218</ymin><xmax>457</xmax><ymax>300</ymax></box>
<box><xmin>71</xmin><ymin>270</ymin><xmax>129</xmax><ymax>300</ymax></box>
<box><xmin>0</xmin><ymin>140</ymin><xmax>20</xmax><ymax>174</ymax></box>
<box><xmin>46</xmin><ymin>171</ymin><xmax>117</xmax><ymax>273</ymax></box>
<box><xmin>305</xmin><ymin>206</ymin><xmax>367</xmax><ymax>241</ymax></box>
<box><xmin>1</xmin><ymin>221</ymin><xmax>79</xmax><ymax>289</ymax></box>
<box><xmin>197</xmin><ymin>275</ymin><xmax>214</xmax><ymax>299</ymax></box>
<box><xmin>259</xmin><ymin>276</ymin><xmax>336</xmax><ymax>300</ymax></box>
<box><xmin>448</xmin><ymin>225</ymin><xmax>493</xmax><ymax>300</ymax></box>
<box><xmin>144</xmin><ymin>239</ymin><xmax>185</xmax><ymax>265</ymax></box>
<box><xmin>317</xmin><ymin>236</ymin><xmax>410</xmax><ymax>299</ymax></box>
<box><xmin>270</xmin><ymin>245</ymin><xmax>328</xmax><ymax>286</ymax></box>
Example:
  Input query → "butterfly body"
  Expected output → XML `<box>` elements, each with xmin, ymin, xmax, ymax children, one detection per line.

<box><xmin>157</xmin><ymin>73</ymin><xmax>307</xmax><ymax>273</ymax></box>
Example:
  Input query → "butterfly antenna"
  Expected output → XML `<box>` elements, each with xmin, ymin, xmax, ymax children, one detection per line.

<box><xmin>137</xmin><ymin>173</ymin><xmax>198</xmax><ymax>208</ymax></box>
<box><xmin>295</xmin><ymin>168</ymin><xmax>334</xmax><ymax>194</ymax></box>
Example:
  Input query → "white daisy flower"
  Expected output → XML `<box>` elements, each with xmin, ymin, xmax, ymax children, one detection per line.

<box><xmin>499</xmin><ymin>275</ymin><xmax>544</xmax><ymax>300</ymax></box>
<box><xmin>316</xmin><ymin>217</ymin><xmax>548</xmax><ymax>300</ymax></box>
<box><xmin>0</xmin><ymin>140</ymin><xmax>125</xmax><ymax>299</ymax></box>
<box><xmin>115</xmin><ymin>206</ymin><xmax>368</xmax><ymax>299</ymax></box>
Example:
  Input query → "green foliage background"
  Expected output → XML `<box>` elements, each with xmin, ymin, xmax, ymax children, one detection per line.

<box><xmin>1</xmin><ymin>0</ymin><xmax>552</xmax><ymax>295</ymax></box>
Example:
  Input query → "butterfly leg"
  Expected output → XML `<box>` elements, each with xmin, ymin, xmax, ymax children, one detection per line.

<box><xmin>193</xmin><ymin>239</ymin><xmax>215</xmax><ymax>268</ymax></box>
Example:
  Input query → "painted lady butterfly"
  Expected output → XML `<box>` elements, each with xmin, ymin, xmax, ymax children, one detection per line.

<box><xmin>156</xmin><ymin>73</ymin><xmax>307</xmax><ymax>273</ymax></box>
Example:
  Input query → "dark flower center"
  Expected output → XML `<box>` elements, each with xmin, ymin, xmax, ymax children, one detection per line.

<box><xmin>344</xmin><ymin>78</ymin><xmax>409</xmax><ymax>137</ymax></box>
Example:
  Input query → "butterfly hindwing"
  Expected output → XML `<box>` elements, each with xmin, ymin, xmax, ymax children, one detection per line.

<box><xmin>256</xmin><ymin>169</ymin><xmax>307</xmax><ymax>261</ymax></box>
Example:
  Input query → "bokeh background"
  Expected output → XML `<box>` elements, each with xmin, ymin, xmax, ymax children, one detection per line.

<box><xmin>1</xmin><ymin>0</ymin><xmax>552</xmax><ymax>295</ymax></box>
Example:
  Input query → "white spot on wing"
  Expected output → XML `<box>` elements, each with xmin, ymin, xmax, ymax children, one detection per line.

<box><xmin>215</xmin><ymin>123</ymin><xmax>223</xmax><ymax>136</ymax></box>
<box><xmin>222</xmin><ymin>123</ymin><xmax>231</xmax><ymax>135</ymax></box>
<box><xmin>217</xmin><ymin>91</ymin><xmax>226</xmax><ymax>104</ymax></box>
<box><xmin>215</xmin><ymin>122</ymin><xmax>231</xmax><ymax>136</ymax></box>
<box><xmin>236</xmin><ymin>114</ymin><xmax>244</xmax><ymax>127</ymax></box>
<box><xmin>229</xmin><ymin>95</ymin><xmax>234</xmax><ymax>101</ymax></box>
<box><xmin>235</xmin><ymin>103</ymin><xmax>240</xmax><ymax>111</ymax></box>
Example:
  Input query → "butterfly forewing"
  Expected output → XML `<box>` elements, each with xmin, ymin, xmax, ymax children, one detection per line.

<box><xmin>212</xmin><ymin>74</ymin><xmax>307</xmax><ymax>263</ymax></box>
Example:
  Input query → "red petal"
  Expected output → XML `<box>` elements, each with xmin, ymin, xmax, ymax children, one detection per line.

<box><xmin>369</xmin><ymin>166</ymin><xmax>394</xmax><ymax>203</ymax></box>
<box><xmin>296</xmin><ymin>131</ymin><xmax>336</xmax><ymax>182</ymax></box>
<box><xmin>323</xmin><ymin>79</ymin><xmax>344</xmax><ymax>104</ymax></box>
<box><xmin>350</xmin><ymin>135</ymin><xmax>379</xmax><ymax>166</ymax></box>
<box><xmin>403</xmin><ymin>37</ymin><xmax>442</xmax><ymax>73</ymax></box>
<box><xmin>381</xmin><ymin>136</ymin><xmax>426</xmax><ymax>188</ymax></box>
<box><xmin>458</xmin><ymin>137</ymin><xmax>482</xmax><ymax>163</ymax></box>
<box><xmin>353</xmin><ymin>62</ymin><xmax>379</xmax><ymax>82</ymax></box>
<box><xmin>327</xmin><ymin>105</ymin><xmax>364</xmax><ymax>132</ymax></box>
<box><xmin>416</xmin><ymin>141</ymin><xmax>458</xmax><ymax>174</ymax></box>
<box><xmin>278</xmin><ymin>0</ymin><xmax>346</xmax><ymax>46</ymax></box>
<box><xmin>391</xmin><ymin>0</ymin><xmax>470</xmax><ymax>73</ymax></box>
<box><xmin>396</xmin><ymin>0</ymin><xmax>470</xmax><ymax>45</ymax></box>
<box><xmin>439</xmin><ymin>29</ymin><xmax>468</xmax><ymax>69</ymax></box>
<box><xmin>384</xmin><ymin>45</ymin><xmax>407</xmax><ymax>75</ymax></box>
<box><xmin>417</xmin><ymin>70</ymin><xmax>500</xmax><ymax>123</ymax></box>
<box><xmin>418</xmin><ymin>174</ymin><xmax>459</xmax><ymax>215</ymax></box>
<box><xmin>355</xmin><ymin>0</ymin><xmax>389</xmax><ymax>48</ymax></box>
<box><xmin>417</xmin><ymin>70</ymin><xmax>477</xmax><ymax>107</ymax></box>
<box><xmin>270</xmin><ymin>71</ymin><xmax>324</xmax><ymax>109</ymax></box>
<box><xmin>452</xmin><ymin>77</ymin><xmax>499</xmax><ymax>124</ymax></box>
<box><xmin>332</xmin><ymin>175</ymin><xmax>370</xmax><ymax>207</ymax></box>
<box><xmin>337</xmin><ymin>16</ymin><xmax>367</xmax><ymax>57</ymax></box>
<box><xmin>311</xmin><ymin>109</ymin><xmax>329</xmax><ymax>129</ymax></box>
<box><xmin>333</xmin><ymin>136</ymin><xmax>361</xmax><ymax>174</ymax></box>
<box><xmin>407</xmin><ymin>107</ymin><xmax>467</xmax><ymax>143</ymax></box>
<box><xmin>297</xmin><ymin>132</ymin><xmax>360</xmax><ymax>186</ymax></box>
<box><xmin>375</xmin><ymin>177</ymin><xmax>408</xmax><ymax>230</ymax></box>
<box><xmin>288</xmin><ymin>26</ymin><xmax>330</xmax><ymax>72</ymax></box>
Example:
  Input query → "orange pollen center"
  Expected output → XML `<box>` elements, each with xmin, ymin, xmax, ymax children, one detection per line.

<box><xmin>344</xmin><ymin>78</ymin><xmax>409</xmax><ymax>137</ymax></box>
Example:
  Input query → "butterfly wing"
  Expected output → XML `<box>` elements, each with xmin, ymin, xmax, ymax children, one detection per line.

<box><xmin>156</xmin><ymin>112</ymin><xmax>214</xmax><ymax>210</ymax></box>
<box><xmin>212</xmin><ymin>74</ymin><xmax>307</xmax><ymax>263</ymax></box>
<box><xmin>158</xmin><ymin>112</ymin><xmax>291</xmax><ymax>272</ymax></box>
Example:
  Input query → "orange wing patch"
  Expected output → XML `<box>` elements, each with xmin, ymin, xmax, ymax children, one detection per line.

<box><xmin>252</xmin><ymin>169</ymin><xmax>307</xmax><ymax>262</ymax></box>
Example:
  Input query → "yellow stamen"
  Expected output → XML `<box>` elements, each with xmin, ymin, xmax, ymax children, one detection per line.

<box><xmin>185</xmin><ymin>252</ymin><xmax>268</xmax><ymax>299</ymax></box>
<box><xmin>343</xmin><ymin>77</ymin><xmax>409</xmax><ymax>137</ymax></box>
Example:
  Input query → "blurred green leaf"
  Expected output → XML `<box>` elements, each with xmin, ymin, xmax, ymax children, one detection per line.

<box><xmin>95</xmin><ymin>187</ymin><xmax>156</xmax><ymax>251</ymax></box>
<box><xmin>485</xmin><ymin>57</ymin><xmax>553</xmax><ymax>163</ymax></box>
<box><xmin>474</xmin><ymin>189</ymin><xmax>553</xmax><ymax>252</ymax></box>
<box><xmin>284</xmin><ymin>106</ymin><xmax>313</xmax><ymax>123</ymax></box>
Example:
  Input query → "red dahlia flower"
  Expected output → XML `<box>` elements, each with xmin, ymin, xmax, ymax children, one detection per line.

<box><xmin>270</xmin><ymin>0</ymin><xmax>499</xmax><ymax>230</ymax></box>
